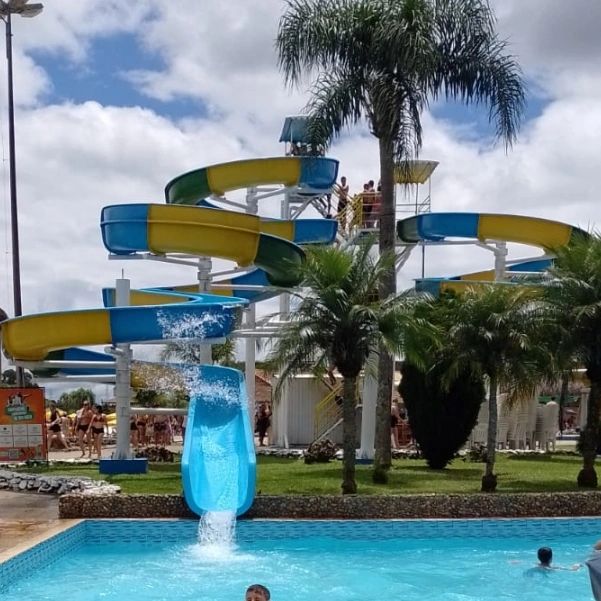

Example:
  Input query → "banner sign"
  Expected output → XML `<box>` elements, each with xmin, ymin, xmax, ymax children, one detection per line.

<box><xmin>0</xmin><ymin>388</ymin><xmax>47</xmax><ymax>463</ymax></box>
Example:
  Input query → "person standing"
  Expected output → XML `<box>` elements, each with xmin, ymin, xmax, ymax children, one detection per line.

<box><xmin>74</xmin><ymin>400</ymin><xmax>93</xmax><ymax>458</ymax></box>
<box><xmin>335</xmin><ymin>176</ymin><xmax>349</xmax><ymax>230</ymax></box>
<box><xmin>256</xmin><ymin>404</ymin><xmax>271</xmax><ymax>447</ymax></box>
<box><xmin>87</xmin><ymin>405</ymin><xmax>107</xmax><ymax>459</ymax></box>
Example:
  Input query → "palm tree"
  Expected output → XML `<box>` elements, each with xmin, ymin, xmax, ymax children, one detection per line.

<box><xmin>267</xmin><ymin>241</ymin><xmax>431</xmax><ymax>494</ymax></box>
<box><xmin>161</xmin><ymin>339</ymin><xmax>237</xmax><ymax>367</ymax></box>
<box><xmin>544</xmin><ymin>233</ymin><xmax>601</xmax><ymax>487</ymax></box>
<box><xmin>439</xmin><ymin>286</ymin><xmax>546</xmax><ymax>492</ymax></box>
<box><xmin>277</xmin><ymin>0</ymin><xmax>526</xmax><ymax>481</ymax></box>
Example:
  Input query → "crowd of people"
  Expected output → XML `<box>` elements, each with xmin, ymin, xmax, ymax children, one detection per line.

<box><xmin>47</xmin><ymin>398</ymin><xmax>273</xmax><ymax>456</ymax></box>
<box><xmin>46</xmin><ymin>400</ymin><xmax>187</xmax><ymax>457</ymax></box>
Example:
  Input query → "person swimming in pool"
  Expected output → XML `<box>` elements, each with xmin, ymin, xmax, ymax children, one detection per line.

<box><xmin>245</xmin><ymin>584</ymin><xmax>270</xmax><ymax>601</ymax></box>
<box><xmin>535</xmin><ymin>547</ymin><xmax>581</xmax><ymax>571</ymax></box>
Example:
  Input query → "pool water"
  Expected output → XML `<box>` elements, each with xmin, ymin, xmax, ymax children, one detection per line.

<box><xmin>1</xmin><ymin>520</ymin><xmax>596</xmax><ymax>601</ymax></box>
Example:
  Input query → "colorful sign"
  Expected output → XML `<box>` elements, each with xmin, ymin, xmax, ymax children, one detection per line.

<box><xmin>0</xmin><ymin>388</ymin><xmax>47</xmax><ymax>463</ymax></box>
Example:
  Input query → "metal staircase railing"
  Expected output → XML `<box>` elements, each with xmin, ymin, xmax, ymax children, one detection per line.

<box><xmin>314</xmin><ymin>383</ymin><xmax>343</xmax><ymax>441</ymax></box>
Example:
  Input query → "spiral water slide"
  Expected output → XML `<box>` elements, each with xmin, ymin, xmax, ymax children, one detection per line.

<box><xmin>397</xmin><ymin>212</ymin><xmax>585</xmax><ymax>292</ymax></box>
<box><xmin>1</xmin><ymin>155</ymin><xmax>338</xmax><ymax>516</ymax></box>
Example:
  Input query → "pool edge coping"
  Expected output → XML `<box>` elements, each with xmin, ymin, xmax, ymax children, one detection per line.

<box><xmin>0</xmin><ymin>520</ymin><xmax>83</xmax><ymax>565</ymax></box>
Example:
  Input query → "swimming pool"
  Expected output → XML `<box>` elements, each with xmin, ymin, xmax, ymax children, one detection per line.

<box><xmin>1</xmin><ymin>518</ymin><xmax>597</xmax><ymax>600</ymax></box>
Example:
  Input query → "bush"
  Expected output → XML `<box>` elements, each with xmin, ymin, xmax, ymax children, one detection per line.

<box><xmin>304</xmin><ymin>438</ymin><xmax>338</xmax><ymax>464</ymax></box>
<box><xmin>462</xmin><ymin>443</ymin><xmax>488</xmax><ymax>463</ymax></box>
<box><xmin>135</xmin><ymin>446</ymin><xmax>175</xmax><ymax>462</ymax></box>
<box><xmin>399</xmin><ymin>362</ymin><xmax>485</xmax><ymax>469</ymax></box>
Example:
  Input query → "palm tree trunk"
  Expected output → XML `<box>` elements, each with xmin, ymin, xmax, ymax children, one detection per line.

<box><xmin>578</xmin><ymin>378</ymin><xmax>600</xmax><ymax>488</ymax></box>
<box><xmin>341</xmin><ymin>375</ymin><xmax>358</xmax><ymax>494</ymax></box>
<box><xmin>373</xmin><ymin>135</ymin><xmax>396</xmax><ymax>483</ymax></box>
<box><xmin>482</xmin><ymin>374</ymin><xmax>498</xmax><ymax>492</ymax></box>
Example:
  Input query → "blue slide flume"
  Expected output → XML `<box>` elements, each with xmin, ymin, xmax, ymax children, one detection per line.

<box><xmin>181</xmin><ymin>365</ymin><xmax>256</xmax><ymax>516</ymax></box>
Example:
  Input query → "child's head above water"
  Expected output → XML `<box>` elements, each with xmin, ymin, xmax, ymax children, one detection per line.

<box><xmin>246</xmin><ymin>584</ymin><xmax>270</xmax><ymax>601</ymax></box>
<box><xmin>537</xmin><ymin>546</ymin><xmax>553</xmax><ymax>566</ymax></box>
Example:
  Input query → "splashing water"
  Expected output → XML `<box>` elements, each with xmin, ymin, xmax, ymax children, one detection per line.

<box><xmin>157</xmin><ymin>310</ymin><xmax>226</xmax><ymax>341</ymax></box>
<box><xmin>196</xmin><ymin>510</ymin><xmax>237</xmax><ymax>558</ymax></box>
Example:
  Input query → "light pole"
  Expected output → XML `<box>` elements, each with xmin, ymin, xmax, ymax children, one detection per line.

<box><xmin>0</xmin><ymin>1</ymin><xmax>43</xmax><ymax>386</ymax></box>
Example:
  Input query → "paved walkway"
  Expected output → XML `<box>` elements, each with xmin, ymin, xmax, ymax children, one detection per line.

<box><xmin>0</xmin><ymin>490</ymin><xmax>62</xmax><ymax>558</ymax></box>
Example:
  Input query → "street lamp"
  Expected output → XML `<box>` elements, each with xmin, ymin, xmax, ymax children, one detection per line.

<box><xmin>0</xmin><ymin>0</ymin><xmax>43</xmax><ymax>386</ymax></box>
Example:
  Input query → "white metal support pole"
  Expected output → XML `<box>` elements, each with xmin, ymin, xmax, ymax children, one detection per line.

<box><xmin>494</xmin><ymin>242</ymin><xmax>508</xmax><ymax>282</ymax></box>
<box><xmin>277</xmin><ymin>188</ymin><xmax>291</xmax><ymax>448</ymax></box>
<box><xmin>245</xmin><ymin>186</ymin><xmax>258</xmax><ymax>420</ymax></box>
<box><xmin>113</xmin><ymin>277</ymin><xmax>132</xmax><ymax>460</ymax></box>
<box><xmin>197</xmin><ymin>256</ymin><xmax>213</xmax><ymax>364</ymax></box>
<box><xmin>358</xmin><ymin>245</ymin><xmax>380</xmax><ymax>459</ymax></box>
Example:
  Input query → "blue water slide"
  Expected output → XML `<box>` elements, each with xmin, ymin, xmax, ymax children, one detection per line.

<box><xmin>181</xmin><ymin>365</ymin><xmax>256</xmax><ymax>516</ymax></box>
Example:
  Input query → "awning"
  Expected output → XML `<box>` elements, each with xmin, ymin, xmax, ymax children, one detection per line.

<box><xmin>587</xmin><ymin>554</ymin><xmax>601</xmax><ymax>600</ymax></box>
<box><xmin>279</xmin><ymin>116</ymin><xmax>310</xmax><ymax>143</ymax></box>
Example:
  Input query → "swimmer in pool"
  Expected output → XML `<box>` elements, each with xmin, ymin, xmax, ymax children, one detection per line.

<box><xmin>245</xmin><ymin>584</ymin><xmax>270</xmax><ymax>601</ymax></box>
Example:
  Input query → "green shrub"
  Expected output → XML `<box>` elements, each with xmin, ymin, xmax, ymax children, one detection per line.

<box><xmin>399</xmin><ymin>362</ymin><xmax>485</xmax><ymax>469</ymax></box>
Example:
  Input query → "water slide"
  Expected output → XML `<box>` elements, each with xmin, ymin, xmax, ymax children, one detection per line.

<box><xmin>1</xmin><ymin>155</ymin><xmax>339</xmax><ymax>516</ymax></box>
<box><xmin>397</xmin><ymin>212</ymin><xmax>586</xmax><ymax>294</ymax></box>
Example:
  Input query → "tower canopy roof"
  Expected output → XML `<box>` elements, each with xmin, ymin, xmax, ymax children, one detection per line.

<box><xmin>279</xmin><ymin>116</ymin><xmax>311</xmax><ymax>144</ymax></box>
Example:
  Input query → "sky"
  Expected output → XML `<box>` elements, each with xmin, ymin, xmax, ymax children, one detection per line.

<box><xmin>1</xmin><ymin>0</ymin><xmax>601</xmax><ymax>398</ymax></box>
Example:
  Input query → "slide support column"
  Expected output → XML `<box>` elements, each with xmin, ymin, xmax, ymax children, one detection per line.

<box><xmin>113</xmin><ymin>277</ymin><xmax>132</xmax><ymax>460</ymax></box>
<box><xmin>245</xmin><ymin>186</ymin><xmax>258</xmax><ymax>421</ymax></box>
<box><xmin>276</xmin><ymin>189</ymin><xmax>291</xmax><ymax>448</ymax></box>
<box><xmin>494</xmin><ymin>242</ymin><xmax>507</xmax><ymax>281</ymax></box>
<box><xmin>197</xmin><ymin>257</ymin><xmax>213</xmax><ymax>364</ymax></box>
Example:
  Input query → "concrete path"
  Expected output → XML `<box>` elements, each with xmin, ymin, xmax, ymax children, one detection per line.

<box><xmin>0</xmin><ymin>490</ymin><xmax>60</xmax><ymax>556</ymax></box>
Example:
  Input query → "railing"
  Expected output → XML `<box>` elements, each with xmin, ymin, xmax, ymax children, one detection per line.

<box><xmin>335</xmin><ymin>193</ymin><xmax>382</xmax><ymax>236</ymax></box>
<box><xmin>314</xmin><ymin>383</ymin><xmax>343</xmax><ymax>440</ymax></box>
<box><xmin>313</xmin><ymin>379</ymin><xmax>363</xmax><ymax>441</ymax></box>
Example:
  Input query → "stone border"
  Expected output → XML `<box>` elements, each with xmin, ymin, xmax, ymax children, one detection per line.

<box><xmin>0</xmin><ymin>469</ymin><xmax>120</xmax><ymax>496</ymax></box>
<box><xmin>59</xmin><ymin>491</ymin><xmax>601</xmax><ymax>520</ymax></box>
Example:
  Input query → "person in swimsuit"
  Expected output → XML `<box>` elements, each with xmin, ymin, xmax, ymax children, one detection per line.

<box><xmin>87</xmin><ymin>405</ymin><xmax>106</xmax><ymax>459</ymax></box>
<box><xmin>75</xmin><ymin>400</ymin><xmax>93</xmax><ymax>458</ymax></box>
<box><xmin>130</xmin><ymin>414</ymin><xmax>140</xmax><ymax>451</ymax></box>
<box><xmin>47</xmin><ymin>402</ymin><xmax>68</xmax><ymax>450</ymax></box>
<box><xmin>153</xmin><ymin>414</ymin><xmax>169</xmax><ymax>446</ymax></box>
<box><xmin>256</xmin><ymin>404</ymin><xmax>271</xmax><ymax>447</ymax></box>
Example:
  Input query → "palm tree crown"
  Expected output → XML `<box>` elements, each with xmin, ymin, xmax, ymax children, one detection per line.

<box><xmin>270</xmin><ymin>242</ymin><xmax>425</xmax><ymax>383</ymax></box>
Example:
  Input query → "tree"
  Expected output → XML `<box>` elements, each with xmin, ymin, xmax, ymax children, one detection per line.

<box><xmin>2</xmin><ymin>368</ymin><xmax>36</xmax><ymax>388</ymax></box>
<box><xmin>400</xmin><ymin>361</ymin><xmax>485</xmax><ymax>469</ymax></box>
<box><xmin>267</xmin><ymin>241</ymin><xmax>431</xmax><ymax>493</ymax></box>
<box><xmin>440</xmin><ymin>287</ymin><xmax>546</xmax><ymax>492</ymax></box>
<box><xmin>544</xmin><ymin>233</ymin><xmax>601</xmax><ymax>487</ymax></box>
<box><xmin>160</xmin><ymin>339</ymin><xmax>236</xmax><ymax>366</ymax></box>
<box><xmin>277</xmin><ymin>0</ymin><xmax>526</xmax><ymax>482</ymax></box>
<box><xmin>58</xmin><ymin>387</ymin><xmax>95</xmax><ymax>413</ymax></box>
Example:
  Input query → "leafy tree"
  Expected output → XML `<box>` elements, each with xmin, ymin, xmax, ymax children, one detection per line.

<box><xmin>277</xmin><ymin>0</ymin><xmax>525</xmax><ymax>481</ymax></box>
<box><xmin>161</xmin><ymin>339</ymin><xmax>237</xmax><ymax>366</ymax></box>
<box><xmin>57</xmin><ymin>387</ymin><xmax>95</xmax><ymax>413</ymax></box>
<box><xmin>544</xmin><ymin>233</ymin><xmax>601</xmax><ymax>487</ymax></box>
<box><xmin>399</xmin><ymin>361</ymin><xmax>485</xmax><ymax>469</ymax></box>
<box><xmin>267</xmin><ymin>240</ymin><xmax>431</xmax><ymax>493</ymax></box>
<box><xmin>439</xmin><ymin>286</ymin><xmax>546</xmax><ymax>491</ymax></box>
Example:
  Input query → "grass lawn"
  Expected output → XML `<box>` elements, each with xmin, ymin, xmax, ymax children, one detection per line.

<box><xmin>14</xmin><ymin>453</ymin><xmax>586</xmax><ymax>495</ymax></box>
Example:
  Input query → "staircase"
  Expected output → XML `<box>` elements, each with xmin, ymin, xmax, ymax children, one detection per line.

<box><xmin>314</xmin><ymin>383</ymin><xmax>343</xmax><ymax>441</ymax></box>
